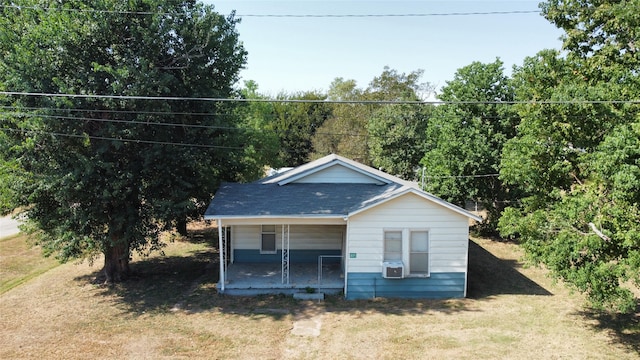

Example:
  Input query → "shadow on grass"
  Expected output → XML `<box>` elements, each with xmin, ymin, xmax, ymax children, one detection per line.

<box><xmin>74</xmin><ymin>246</ymin><xmax>216</xmax><ymax>315</ymax></box>
<box><xmin>72</xmin><ymin>225</ymin><xmax>219</xmax><ymax>313</ymax></box>
<box><xmin>467</xmin><ymin>239</ymin><xmax>552</xmax><ymax>299</ymax></box>
<box><xmin>577</xmin><ymin>305</ymin><xmax>640</xmax><ymax>355</ymax></box>
<box><xmin>75</xmin><ymin>234</ymin><xmax>555</xmax><ymax>319</ymax></box>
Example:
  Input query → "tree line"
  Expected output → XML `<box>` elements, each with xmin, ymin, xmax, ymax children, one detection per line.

<box><xmin>0</xmin><ymin>0</ymin><xmax>638</xmax><ymax>314</ymax></box>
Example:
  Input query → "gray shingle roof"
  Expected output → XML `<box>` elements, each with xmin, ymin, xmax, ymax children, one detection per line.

<box><xmin>205</xmin><ymin>182</ymin><xmax>407</xmax><ymax>218</ymax></box>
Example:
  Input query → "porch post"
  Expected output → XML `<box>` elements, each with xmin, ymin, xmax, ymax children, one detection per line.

<box><xmin>281</xmin><ymin>224</ymin><xmax>290</xmax><ymax>284</ymax></box>
<box><xmin>218</xmin><ymin>219</ymin><xmax>225</xmax><ymax>293</ymax></box>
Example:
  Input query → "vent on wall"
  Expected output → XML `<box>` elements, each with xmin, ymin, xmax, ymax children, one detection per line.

<box><xmin>382</xmin><ymin>261</ymin><xmax>404</xmax><ymax>279</ymax></box>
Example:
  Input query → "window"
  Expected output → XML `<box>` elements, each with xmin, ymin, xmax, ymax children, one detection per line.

<box><xmin>409</xmin><ymin>231</ymin><xmax>429</xmax><ymax>275</ymax></box>
<box><xmin>384</xmin><ymin>230</ymin><xmax>402</xmax><ymax>261</ymax></box>
<box><xmin>261</xmin><ymin>225</ymin><xmax>276</xmax><ymax>254</ymax></box>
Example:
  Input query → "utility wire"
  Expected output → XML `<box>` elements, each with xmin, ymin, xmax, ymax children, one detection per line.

<box><xmin>0</xmin><ymin>111</ymin><xmax>372</xmax><ymax>138</ymax></box>
<box><xmin>232</xmin><ymin>11</ymin><xmax>541</xmax><ymax>18</ymax></box>
<box><xmin>3</xmin><ymin>125</ymin><xmax>503</xmax><ymax>178</ymax></box>
<box><xmin>0</xmin><ymin>111</ymin><xmax>235</xmax><ymax>131</ymax></box>
<box><xmin>3</xmin><ymin>91</ymin><xmax>640</xmax><ymax>105</ymax></box>
<box><xmin>0</xmin><ymin>5</ymin><xmax>540</xmax><ymax>17</ymax></box>
<box><xmin>0</xmin><ymin>128</ymin><xmax>244</xmax><ymax>150</ymax></box>
<box><xmin>0</xmin><ymin>105</ymin><xmax>224</xmax><ymax>117</ymax></box>
<box><xmin>0</xmin><ymin>105</ymin><xmax>631</xmax><ymax>122</ymax></box>
<box><xmin>424</xmin><ymin>173</ymin><xmax>500</xmax><ymax>178</ymax></box>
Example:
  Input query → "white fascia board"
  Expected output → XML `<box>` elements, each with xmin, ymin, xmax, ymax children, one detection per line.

<box><xmin>347</xmin><ymin>188</ymin><xmax>483</xmax><ymax>222</ymax></box>
<box><xmin>205</xmin><ymin>215</ymin><xmax>348</xmax><ymax>226</ymax></box>
<box><xmin>203</xmin><ymin>214</ymin><xmax>346</xmax><ymax>221</ymax></box>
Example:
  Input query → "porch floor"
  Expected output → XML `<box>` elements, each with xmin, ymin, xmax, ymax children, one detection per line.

<box><xmin>220</xmin><ymin>262</ymin><xmax>344</xmax><ymax>296</ymax></box>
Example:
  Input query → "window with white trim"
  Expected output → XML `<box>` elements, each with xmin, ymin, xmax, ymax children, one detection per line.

<box><xmin>383</xmin><ymin>229</ymin><xmax>430</xmax><ymax>276</ymax></box>
<box><xmin>261</xmin><ymin>225</ymin><xmax>276</xmax><ymax>254</ymax></box>
<box><xmin>383</xmin><ymin>230</ymin><xmax>402</xmax><ymax>261</ymax></box>
<box><xmin>409</xmin><ymin>230</ymin><xmax>429</xmax><ymax>275</ymax></box>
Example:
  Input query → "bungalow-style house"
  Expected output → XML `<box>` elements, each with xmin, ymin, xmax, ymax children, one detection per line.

<box><xmin>204</xmin><ymin>154</ymin><xmax>482</xmax><ymax>299</ymax></box>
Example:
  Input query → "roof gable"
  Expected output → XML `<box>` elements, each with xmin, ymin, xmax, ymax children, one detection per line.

<box><xmin>287</xmin><ymin>163</ymin><xmax>387</xmax><ymax>184</ymax></box>
<box><xmin>348</xmin><ymin>187</ymin><xmax>483</xmax><ymax>222</ymax></box>
<box><xmin>258</xmin><ymin>154</ymin><xmax>402</xmax><ymax>185</ymax></box>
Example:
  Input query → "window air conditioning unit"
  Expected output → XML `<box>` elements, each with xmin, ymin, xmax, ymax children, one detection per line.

<box><xmin>382</xmin><ymin>261</ymin><xmax>404</xmax><ymax>279</ymax></box>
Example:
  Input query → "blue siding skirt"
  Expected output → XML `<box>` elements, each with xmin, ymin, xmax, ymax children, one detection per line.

<box><xmin>346</xmin><ymin>272</ymin><xmax>466</xmax><ymax>300</ymax></box>
<box><xmin>234</xmin><ymin>249</ymin><xmax>342</xmax><ymax>263</ymax></box>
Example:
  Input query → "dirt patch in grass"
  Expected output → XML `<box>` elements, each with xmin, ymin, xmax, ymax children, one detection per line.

<box><xmin>1</xmin><ymin>231</ymin><xmax>638</xmax><ymax>359</ymax></box>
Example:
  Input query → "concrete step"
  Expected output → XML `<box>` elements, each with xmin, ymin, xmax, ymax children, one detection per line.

<box><xmin>293</xmin><ymin>292</ymin><xmax>325</xmax><ymax>300</ymax></box>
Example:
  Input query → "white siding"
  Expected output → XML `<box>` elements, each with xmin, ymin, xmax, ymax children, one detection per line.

<box><xmin>293</xmin><ymin>164</ymin><xmax>385</xmax><ymax>184</ymax></box>
<box><xmin>346</xmin><ymin>193</ymin><xmax>469</xmax><ymax>274</ymax></box>
<box><xmin>232</xmin><ymin>224</ymin><xmax>344</xmax><ymax>250</ymax></box>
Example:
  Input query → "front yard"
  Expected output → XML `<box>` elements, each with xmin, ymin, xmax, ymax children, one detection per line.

<box><xmin>0</xmin><ymin>230</ymin><xmax>638</xmax><ymax>359</ymax></box>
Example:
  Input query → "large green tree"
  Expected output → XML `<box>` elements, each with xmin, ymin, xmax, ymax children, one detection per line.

<box><xmin>311</xmin><ymin>78</ymin><xmax>370</xmax><ymax>163</ymax></box>
<box><xmin>311</xmin><ymin>67</ymin><xmax>432</xmax><ymax>169</ymax></box>
<box><xmin>499</xmin><ymin>0</ymin><xmax>640</xmax><ymax>312</ymax></box>
<box><xmin>367</xmin><ymin>68</ymin><xmax>433</xmax><ymax>179</ymax></box>
<box><xmin>234</xmin><ymin>80</ymin><xmax>282</xmax><ymax>177</ymax></box>
<box><xmin>367</xmin><ymin>104</ymin><xmax>431</xmax><ymax>179</ymax></box>
<box><xmin>0</xmin><ymin>0</ymin><xmax>250</xmax><ymax>282</ymax></box>
<box><xmin>271</xmin><ymin>91</ymin><xmax>331</xmax><ymax>166</ymax></box>
<box><xmin>421</xmin><ymin>60</ymin><xmax>519</xmax><ymax>232</ymax></box>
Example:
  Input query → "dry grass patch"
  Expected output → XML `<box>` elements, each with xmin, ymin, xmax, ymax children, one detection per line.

<box><xmin>0</xmin><ymin>230</ymin><xmax>638</xmax><ymax>359</ymax></box>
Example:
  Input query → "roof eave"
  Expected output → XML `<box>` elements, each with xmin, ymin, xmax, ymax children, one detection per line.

<box><xmin>203</xmin><ymin>214</ymin><xmax>348</xmax><ymax>220</ymax></box>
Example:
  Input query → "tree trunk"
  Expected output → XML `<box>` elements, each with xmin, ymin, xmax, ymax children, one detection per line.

<box><xmin>102</xmin><ymin>238</ymin><xmax>131</xmax><ymax>283</ymax></box>
<box><xmin>176</xmin><ymin>217</ymin><xmax>188</xmax><ymax>237</ymax></box>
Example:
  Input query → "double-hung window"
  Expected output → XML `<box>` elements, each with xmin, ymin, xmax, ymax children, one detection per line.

<box><xmin>261</xmin><ymin>225</ymin><xmax>277</xmax><ymax>254</ymax></box>
<box><xmin>409</xmin><ymin>231</ymin><xmax>429</xmax><ymax>275</ymax></box>
<box><xmin>383</xmin><ymin>230</ymin><xmax>403</xmax><ymax>261</ymax></box>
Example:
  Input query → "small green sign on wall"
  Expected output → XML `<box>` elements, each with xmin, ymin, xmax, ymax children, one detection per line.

<box><xmin>349</xmin><ymin>253</ymin><xmax>357</xmax><ymax>259</ymax></box>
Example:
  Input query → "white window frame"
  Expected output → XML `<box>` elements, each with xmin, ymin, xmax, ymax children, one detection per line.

<box><xmin>408</xmin><ymin>230</ymin><xmax>430</xmax><ymax>277</ymax></box>
<box><xmin>383</xmin><ymin>229</ymin><xmax>403</xmax><ymax>262</ymax></box>
<box><xmin>382</xmin><ymin>228</ymin><xmax>430</xmax><ymax>277</ymax></box>
<box><xmin>260</xmin><ymin>225</ymin><xmax>277</xmax><ymax>254</ymax></box>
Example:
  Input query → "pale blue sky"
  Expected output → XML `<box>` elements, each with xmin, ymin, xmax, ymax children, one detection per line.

<box><xmin>206</xmin><ymin>1</ymin><xmax>565</xmax><ymax>97</ymax></box>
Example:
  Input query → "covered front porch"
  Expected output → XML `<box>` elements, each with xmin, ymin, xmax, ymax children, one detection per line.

<box><xmin>216</xmin><ymin>221</ymin><xmax>347</xmax><ymax>296</ymax></box>
<box><xmin>220</xmin><ymin>261</ymin><xmax>344</xmax><ymax>296</ymax></box>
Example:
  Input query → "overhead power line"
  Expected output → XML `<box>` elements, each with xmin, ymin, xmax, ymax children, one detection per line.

<box><xmin>424</xmin><ymin>173</ymin><xmax>500</xmax><ymax>179</ymax></box>
<box><xmin>0</xmin><ymin>5</ymin><xmax>540</xmax><ymax>17</ymax></box>
<box><xmin>1</xmin><ymin>111</ymin><xmax>233</xmax><ymax>131</ymax></box>
<box><xmin>0</xmin><ymin>105</ymin><xmax>221</xmax><ymax>117</ymax></box>
<box><xmin>0</xmin><ymin>111</ymin><xmax>372</xmax><ymax>139</ymax></box>
<box><xmin>1</xmin><ymin>127</ymin><xmax>503</xmax><ymax>178</ymax></box>
<box><xmin>231</xmin><ymin>11</ymin><xmax>541</xmax><ymax>18</ymax></box>
<box><xmin>0</xmin><ymin>127</ymin><xmax>244</xmax><ymax>150</ymax></box>
<box><xmin>2</xmin><ymin>91</ymin><xmax>640</xmax><ymax>105</ymax></box>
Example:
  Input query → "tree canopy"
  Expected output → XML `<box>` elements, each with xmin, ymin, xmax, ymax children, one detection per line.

<box><xmin>0</xmin><ymin>0</ymin><xmax>250</xmax><ymax>281</ymax></box>
<box><xmin>499</xmin><ymin>0</ymin><xmax>640</xmax><ymax>312</ymax></box>
<box><xmin>421</xmin><ymin>59</ymin><xmax>519</xmax><ymax>233</ymax></box>
<box><xmin>311</xmin><ymin>67</ymin><xmax>433</xmax><ymax>172</ymax></box>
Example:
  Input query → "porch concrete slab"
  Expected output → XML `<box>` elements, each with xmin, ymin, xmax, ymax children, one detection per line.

<box><xmin>221</xmin><ymin>262</ymin><xmax>344</xmax><ymax>295</ymax></box>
